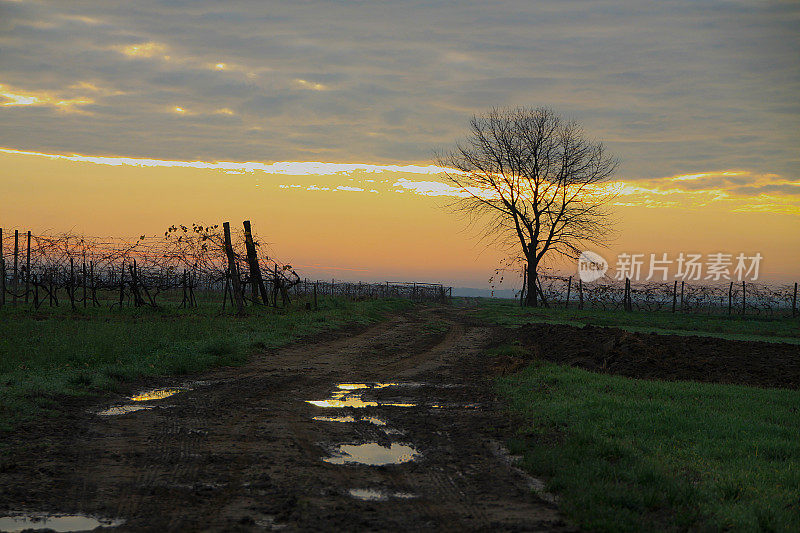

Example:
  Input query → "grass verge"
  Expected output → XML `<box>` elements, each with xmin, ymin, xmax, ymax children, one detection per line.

<box><xmin>0</xmin><ymin>297</ymin><xmax>411</xmax><ymax>432</ymax></box>
<box><xmin>476</xmin><ymin>298</ymin><xmax>800</xmax><ymax>343</ymax></box>
<box><xmin>497</xmin><ymin>356</ymin><xmax>800</xmax><ymax>532</ymax></box>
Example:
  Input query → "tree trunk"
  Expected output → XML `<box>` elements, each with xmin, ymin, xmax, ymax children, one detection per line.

<box><xmin>525</xmin><ymin>262</ymin><xmax>538</xmax><ymax>307</ymax></box>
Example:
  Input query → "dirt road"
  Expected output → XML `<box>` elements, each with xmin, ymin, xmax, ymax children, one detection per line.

<box><xmin>1</xmin><ymin>306</ymin><xmax>573</xmax><ymax>531</ymax></box>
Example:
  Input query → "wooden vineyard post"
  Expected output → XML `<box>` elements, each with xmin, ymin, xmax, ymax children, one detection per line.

<box><xmin>565</xmin><ymin>276</ymin><xmax>572</xmax><ymax>309</ymax></box>
<box><xmin>90</xmin><ymin>261</ymin><xmax>98</xmax><ymax>306</ymax></box>
<box><xmin>793</xmin><ymin>282</ymin><xmax>798</xmax><ymax>318</ymax></box>
<box><xmin>242</xmin><ymin>220</ymin><xmax>269</xmax><ymax>305</ymax></box>
<box><xmin>181</xmin><ymin>269</ymin><xmax>188</xmax><ymax>308</ymax></box>
<box><xmin>671</xmin><ymin>280</ymin><xmax>677</xmax><ymax>313</ymax></box>
<box><xmin>221</xmin><ymin>268</ymin><xmax>230</xmax><ymax>311</ymax></box>
<box><xmin>728</xmin><ymin>281</ymin><xmax>733</xmax><ymax>316</ymax></box>
<box><xmin>69</xmin><ymin>257</ymin><xmax>76</xmax><ymax>310</ymax></box>
<box><xmin>222</xmin><ymin>222</ymin><xmax>245</xmax><ymax>314</ymax></box>
<box><xmin>0</xmin><ymin>227</ymin><xmax>4</xmax><ymax>307</ymax></box>
<box><xmin>82</xmin><ymin>255</ymin><xmax>87</xmax><ymax>308</ymax></box>
<box><xmin>313</xmin><ymin>281</ymin><xmax>318</xmax><ymax>310</ymax></box>
<box><xmin>190</xmin><ymin>269</ymin><xmax>197</xmax><ymax>307</ymax></box>
<box><xmin>13</xmin><ymin>229</ymin><xmax>18</xmax><ymax>306</ymax></box>
<box><xmin>130</xmin><ymin>259</ymin><xmax>140</xmax><ymax>307</ymax></box>
<box><xmin>624</xmin><ymin>278</ymin><xmax>632</xmax><ymax>312</ymax></box>
<box><xmin>623</xmin><ymin>278</ymin><xmax>627</xmax><ymax>311</ymax></box>
<box><xmin>741</xmin><ymin>280</ymin><xmax>746</xmax><ymax>316</ymax></box>
<box><xmin>680</xmin><ymin>281</ymin><xmax>684</xmax><ymax>311</ymax></box>
<box><xmin>578</xmin><ymin>278</ymin><xmax>583</xmax><ymax>310</ymax></box>
<box><xmin>25</xmin><ymin>230</ymin><xmax>31</xmax><ymax>304</ymax></box>
<box><xmin>119</xmin><ymin>261</ymin><xmax>125</xmax><ymax>308</ymax></box>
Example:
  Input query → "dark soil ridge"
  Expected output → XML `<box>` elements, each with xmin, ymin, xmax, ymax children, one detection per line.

<box><xmin>510</xmin><ymin>322</ymin><xmax>800</xmax><ymax>389</ymax></box>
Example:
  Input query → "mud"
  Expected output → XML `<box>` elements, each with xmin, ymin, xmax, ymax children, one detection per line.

<box><xmin>0</xmin><ymin>308</ymin><xmax>573</xmax><ymax>532</ymax></box>
<box><xmin>511</xmin><ymin>322</ymin><xmax>800</xmax><ymax>389</ymax></box>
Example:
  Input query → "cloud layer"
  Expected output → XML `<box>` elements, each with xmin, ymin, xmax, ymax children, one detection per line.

<box><xmin>0</xmin><ymin>0</ymin><xmax>798</xmax><ymax>183</ymax></box>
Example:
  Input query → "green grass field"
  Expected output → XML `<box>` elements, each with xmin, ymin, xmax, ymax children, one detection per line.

<box><xmin>497</xmin><ymin>358</ymin><xmax>800</xmax><ymax>532</ymax></box>
<box><xmin>0</xmin><ymin>297</ymin><xmax>411</xmax><ymax>432</ymax></box>
<box><xmin>476</xmin><ymin>298</ymin><xmax>800</xmax><ymax>343</ymax></box>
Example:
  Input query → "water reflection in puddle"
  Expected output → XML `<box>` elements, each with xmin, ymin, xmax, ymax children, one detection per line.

<box><xmin>130</xmin><ymin>388</ymin><xmax>183</xmax><ymax>402</ymax></box>
<box><xmin>95</xmin><ymin>385</ymin><xmax>190</xmax><ymax>416</ymax></box>
<box><xmin>324</xmin><ymin>443</ymin><xmax>419</xmax><ymax>465</ymax></box>
<box><xmin>348</xmin><ymin>488</ymin><xmax>417</xmax><ymax>501</ymax></box>
<box><xmin>306</xmin><ymin>383</ymin><xmax>418</xmax><ymax>409</ymax></box>
<box><xmin>0</xmin><ymin>513</ymin><xmax>123</xmax><ymax>532</ymax></box>
<box><xmin>313</xmin><ymin>415</ymin><xmax>386</xmax><ymax>426</ymax></box>
<box><xmin>96</xmin><ymin>405</ymin><xmax>154</xmax><ymax>416</ymax></box>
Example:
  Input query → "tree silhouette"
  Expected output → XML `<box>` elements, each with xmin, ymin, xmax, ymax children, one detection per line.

<box><xmin>438</xmin><ymin>107</ymin><xmax>618</xmax><ymax>306</ymax></box>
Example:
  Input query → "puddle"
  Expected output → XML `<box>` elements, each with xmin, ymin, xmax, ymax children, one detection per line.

<box><xmin>307</xmin><ymin>398</ymin><xmax>379</xmax><ymax>409</ymax></box>
<box><xmin>336</xmin><ymin>383</ymin><xmax>397</xmax><ymax>390</ymax></box>
<box><xmin>323</xmin><ymin>443</ymin><xmax>419</xmax><ymax>465</ymax></box>
<box><xmin>306</xmin><ymin>383</ymin><xmax>418</xmax><ymax>409</ymax></box>
<box><xmin>130</xmin><ymin>387</ymin><xmax>184</xmax><ymax>401</ymax></box>
<box><xmin>95</xmin><ymin>385</ymin><xmax>190</xmax><ymax>416</ymax></box>
<box><xmin>95</xmin><ymin>405</ymin><xmax>154</xmax><ymax>416</ymax></box>
<box><xmin>348</xmin><ymin>488</ymin><xmax>417</xmax><ymax>501</ymax></box>
<box><xmin>0</xmin><ymin>513</ymin><xmax>123</xmax><ymax>532</ymax></box>
<box><xmin>313</xmin><ymin>415</ymin><xmax>386</xmax><ymax>426</ymax></box>
<box><xmin>429</xmin><ymin>403</ymin><xmax>482</xmax><ymax>409</ymax></box>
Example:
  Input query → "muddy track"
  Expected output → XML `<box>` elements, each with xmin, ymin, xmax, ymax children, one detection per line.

<box><xmin>0</xmin><ymin>307</ymin><xmax>574</xmax><ymax>532</ymax></box>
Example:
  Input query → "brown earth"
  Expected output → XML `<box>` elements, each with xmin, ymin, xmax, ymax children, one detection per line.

<box><xmin>0</xmin><ymin>307</ymin><xmax>574</xmax><ymax>532</ymax></box>
<box><xmin>510</xmin><ymin>322</ymin><xmax>800</xmax><ymax>389</ymax></box>
<box><xmin>3</xmin><ymin>307</ymin><xmax>797</xmax><ymax>532</ymax></box>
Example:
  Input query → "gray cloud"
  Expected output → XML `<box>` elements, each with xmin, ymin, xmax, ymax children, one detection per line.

<box><xmin>0</xmin><ymin>0</ymin><xmax>798</xmax><ymax>180</ymax></box>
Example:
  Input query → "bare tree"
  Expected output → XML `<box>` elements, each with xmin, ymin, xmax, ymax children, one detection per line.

<box><xmin>437</xmin><ymin>107</ymin><xmax>618</xmax><ymax>306</ymax></box>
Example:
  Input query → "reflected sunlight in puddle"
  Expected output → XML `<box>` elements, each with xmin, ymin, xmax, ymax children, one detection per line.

<box><xmin>313</xmin><ymin>415</ymin><xmax>387</xmax><ymax>426</ymax></box>
<box><xmin>306</xmin><ymin>382</ymin><xmax>418</xmax><ymax>409</ymax></box>
<box><xmin>324</xmin><ymin>443</ymin><xmax>419</xmax><ymax>465</ymax></box>
<box><xmin>130</xmin><ymin>388</ymin><xmax>184</xmax><ymax>401</ymax></box>
<box><xmin>348</xmin><ymin>488</ymin><xmax>417</xmax><ymax>501</ymax></box>
<box><xmin>96</xmin><ymin>405</ymin><xmax>154</xmax><ymax>416</ymax></box>
<box><xmin>0</xmin><ymin>513</ymin><xmax>123</xmax><ymax>532</ymax></box>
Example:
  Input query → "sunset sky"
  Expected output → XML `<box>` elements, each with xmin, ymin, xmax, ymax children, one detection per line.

<box><xmin>1</xmin><ymin>1</ymin><xmax>798</xmax><ymax>287</ymax></box>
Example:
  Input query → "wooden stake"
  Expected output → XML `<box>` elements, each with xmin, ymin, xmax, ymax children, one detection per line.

<box><xmin>243</xmin><ymin>220</ymin><xmax>269</xmax><ymax>305</ymax></box>
<box><xmin>565</xmin><ymin>276</ymin><xmax>572</xmax><ymax>309</ymax></box>
<box><xmin>119</xmin><ymin>261</ymin><xmax>125</xmax><ymax>308</ymax></box>
<box><xmin>25</xmin><ymin>230</ymin><xmax>31</xmax><ymax>304</ymax></box>
<box><xmin>792</xmin><ymin>282</ymin><xmax>797</xmax><ymax>318</ymax></box>
<box><xmin>222</xmin><ymin>221</ymin><xmax>245</xmax><ymax>314</ymax></box>
<box><xmin>672</xmin><ymin>280</ymin><xmax>677</xmax><ymax>313</ymax></box>
<box><xmin>741</xmin><ymin>280</ymin><xmax>746</xmax><ymax>316</ymax></box>
<box><xmin>13</xmin><ymin>229</ymin><xmax>18</xmax><ymax>306</ymax></box>
<box><xmin>0</xmin><ymin>227</ymin><xmax>4</xmax><ymax>307</ymax></box>
<box><xmin>82</xmin><ymin>255</ymin><xmax>87</xmax><ymax>308</ymax></box>
<box><xmin>90</xmin><ymin>261</ymin><xmax>98</xmax><ymax>306</ymax></box>
<box><xmin>69</xmin><ymin>257</ymin><xmax>76</xmax><ymax>310</ymax></box>
<box><xmin>728</xmin><ymin>281</ymin><xmax>733</xmax><ymax>316</ymax></box>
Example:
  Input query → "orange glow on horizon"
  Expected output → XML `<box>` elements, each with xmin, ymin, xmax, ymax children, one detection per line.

<box><xmin>0</xmin><ymin>148</ymin><xmax>797</xmax><ymax>285</ymax></box>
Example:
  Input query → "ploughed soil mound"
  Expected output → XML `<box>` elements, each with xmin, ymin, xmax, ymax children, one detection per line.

<box><xmin>512</xmin><ymin>323</ymin><xmax>800</xmax><ymax>389</ymax></box>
